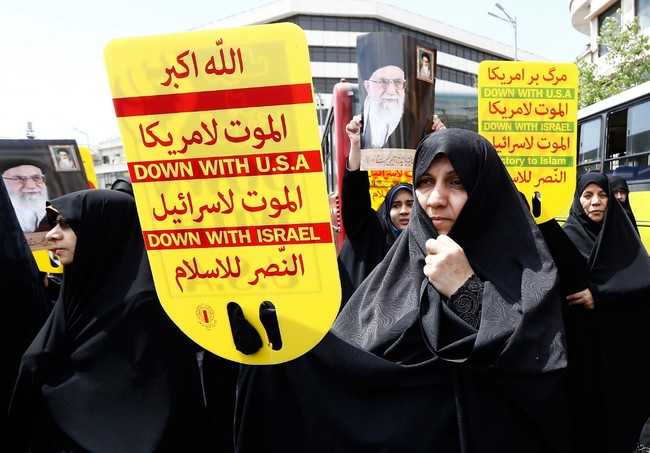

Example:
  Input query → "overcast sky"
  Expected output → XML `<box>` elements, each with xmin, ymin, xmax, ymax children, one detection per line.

<box><xmin>0</xmin><ymin>0</ymin><xmax>587</xmax><ymax>144</ymax></box>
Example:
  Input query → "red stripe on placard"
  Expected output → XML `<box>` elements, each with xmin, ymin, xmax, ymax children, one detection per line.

<box><xmin>113</xmin><ymin>83</ymin><xmax>314</xmax><ymax>117</ymax></box>
<box><xmin>143</xmin><ymin>223</ymin><xmax>333</xmax><ymax>250</ymax></box>
<box><xmin>128</xmin><ymin>150</ymin><xmax>323</xmax><ymax>182</ymax></box>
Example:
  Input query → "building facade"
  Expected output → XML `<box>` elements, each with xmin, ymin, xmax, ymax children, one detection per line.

<box><xmin>571</xmin><ymin>0</ymin><xmax>650</xmax><ymax>62</ymax></box>
<box><xmin>93</xmin><ymin>137</ymin><xmax>128</xmax><ymax>189</ymax></box>
<box><xmin>196</xmin><ymin>0</ymin><xmax>543</xmax><ymax>117</ymax></box>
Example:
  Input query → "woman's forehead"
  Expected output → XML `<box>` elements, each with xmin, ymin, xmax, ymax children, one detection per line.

<box><xmin>425</xmin><ymin>154</ymin><xmax>452</xmax><ymax>172</ymax></box>
<box><xmin>581</xmin><ymin>182</ymin><xmax>606</xmax><ymax>194</ymax></box>
<box><xmin>392</xmin><ymin>189</ymin><xmax>413</xmax><ymax>201</ymax></box>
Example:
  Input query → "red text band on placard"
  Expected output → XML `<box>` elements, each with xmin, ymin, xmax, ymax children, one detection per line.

<box><xmin>143</xmin><ymin>222</ymin><xmax>333</xmax><ymax>250</ymax></box>
<box><xmin>128</xmin><ymin>150</ymin><xmax>323</xmax><ymax>182</ymax></box>
<box><xmin>113</xmin><ymin>83</ymin><xmax>314</xmax><ymax>117</ymax></box>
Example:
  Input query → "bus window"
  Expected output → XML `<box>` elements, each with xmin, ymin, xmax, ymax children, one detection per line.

<box><xmin>321</xmin><ymin>108</ymin><xmax>336</xmax><ymax>194</ymax></box>
<box><xmin>435</xmin><ymin>91</ymin><xmax>479</xmax><ymax>132</ymax></box>
<box><xmin>578</xmin><ymin>118</ymin><xmax>602</xmax><ymax>170</ymax></box>
<box><xmin>628</xmin><ymin>100</ymin><xmax>650</xmax><ymax>155</ymax></box>
<box><xmin>602</xmin><ymin>100</ymin><xmax>650</xmax><ymax>178</ymax></box>
<box><xmin>605</xmin><ymin>109</ymin><xmax>627</xmax><ymax>166</ymax></box>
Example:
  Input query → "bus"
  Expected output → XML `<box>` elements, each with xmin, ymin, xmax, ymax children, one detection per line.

<box><xmin>321</xmin><ymin>79</ymin><xmax>478</xmax><ymax>251</ymax></box>
<box><xmin>575</xmin><ymin>80</ymin><xmax>650</xmax><ymax>248</ymax></box>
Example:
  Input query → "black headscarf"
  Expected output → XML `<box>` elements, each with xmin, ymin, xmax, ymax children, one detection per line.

<box><xmin>378</xmin><ymin>181</ymin><xmax>413</xmax><ymax>239</ymax></box>
<box><xmin>609</xmin><ymin>174</ymin><xmax>638</xmax><ymax>233</ymax></box>
<box><xmin>563</xmin><ymin>172</ymin><xmax>607</xmax><ymax>255</ymax></box>
<box><xmin>564</xmin><ymin>172</ymin><xmax>650</xmax><ymax>304</ymax></box>
<box><xmin>562</xmin><ymin>172</ymin><xmax>650</xmax><ymax>452</ymax></box>
<box><xmin>9</xmin><ymin>189</ymin><xmax>210</xmax><ymax>452</ymax></box>
<box><xmin>235</xmin><ymin>129</ymin><xmax>569</xmax><ymax>452</ymax></box>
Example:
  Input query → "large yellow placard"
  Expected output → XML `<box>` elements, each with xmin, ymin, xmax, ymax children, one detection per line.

<box><xmin>104</xmin><ymin>23</ymin><xmax>341</xmax><ymax>364</ymax></box>
<box><xmin>479</xmin><ymin>62</ymin><xmax>578</xmax><ymax>222</ymax></box>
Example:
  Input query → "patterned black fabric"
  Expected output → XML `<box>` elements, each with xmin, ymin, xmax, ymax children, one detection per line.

<box><xmin>444</xmin><ymin>274</ymin><xmax>482</xmax><ymax>329</ymax></box>
<box><xmin>637</xmin><ymin>415</ymin><xmax>650</xmax><ymax>453</ymax></box>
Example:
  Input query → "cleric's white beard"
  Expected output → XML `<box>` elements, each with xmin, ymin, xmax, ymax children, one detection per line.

<box><xmin>8</xmin><ymin>189</ymin><xmax>49</xmax><ymax>233</ymax></box>
<box><xmin>365</xmin><ymin>95</ymin><xmax>405</xmax><ymax>148</ymax></box>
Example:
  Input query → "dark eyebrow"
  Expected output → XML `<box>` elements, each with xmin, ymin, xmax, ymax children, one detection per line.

<box><xmin>420</xmin><ymin>169</ymin><xmax>459</xmax><ymax>178</ymax></box>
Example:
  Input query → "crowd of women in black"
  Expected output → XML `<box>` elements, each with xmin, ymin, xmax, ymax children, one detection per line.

<box><xmin>3</xmin><ymin>126</ymin><xmax>650</xmax><ymax>452</ymax></box>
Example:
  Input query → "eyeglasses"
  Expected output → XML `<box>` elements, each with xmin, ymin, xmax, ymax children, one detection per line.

<box><xmin>368</xmin><ymin>78</ymin><xmax>407</xmax><ymax>89</ymax></box>
<box><xmin>2</xmin><ymin>175</ymin><xmax>46</xmax><ymax>184</ymax></box>
<box><xmin>54</xmin><ymin>215</ymin><xmax>71</xmax><ymax>230</ymax></box>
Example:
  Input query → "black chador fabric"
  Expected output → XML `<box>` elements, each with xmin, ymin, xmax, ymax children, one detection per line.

<box><xmin>538</xmin><ymin>218</ymin><xmax>588</xmax><ymax>295</ymax></box>
<box><xmin>234</xmin><ymin>129</ymin><xmax>569</xmax><ymax>453</ymax></box>
<box><xmin>337</xmin><ymin>168</ymin><xmax>412</xmax><ymax>306</ymax></box>
<box><xmin>9</xmin><ymin>190</ymin><xmax>211</xmax><ymax>452</ymax></box>
<box><xmin>562</xmin><ymin>172</ymin><xmax>650</xmax><ymax>453</ymax></box>
<box><xmin>1</xmin><ymin>181</ymin><xmax>50</xmax><ymax>449</ymax></box>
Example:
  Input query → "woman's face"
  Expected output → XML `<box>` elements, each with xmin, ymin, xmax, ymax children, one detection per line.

<box><xmin>613</xmin><ymin>187</ymin><xmax>628</xmax><ymax>203</ymax></box>
<box><xmin>389</xmin><ymin>189</ymin><xmax>414</xmax><ymax>231</ymax></box>
<box><xmin>415</xmin><ymin>155</ymin><xmax>468</xmax><ymax>235</ymax></box>
<box><xmin>580</xmin><ymin>182</ymin><xmax>608</xmax><ymax>224</ymax></box>
<box><xmin>44</xmin><ymin>214</ymin><xmax>77</xmax><ymax>265</ymax></box>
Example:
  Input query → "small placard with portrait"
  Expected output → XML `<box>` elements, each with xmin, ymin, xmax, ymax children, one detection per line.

<box><xmin>49</xmin><ymin>144</ymin><xmax>81</xmax><ymax>172</ymax></box>
<box><xmin>417</xmin><ymin>47</ymin><xmax>435</xmax><ymax>83</ymax></box>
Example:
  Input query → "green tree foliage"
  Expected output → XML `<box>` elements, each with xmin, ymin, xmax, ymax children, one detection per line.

<box><xmin>577</xmin><ymin>10</ymin><xmax>650</xmax><ymax>108</ymax></box>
